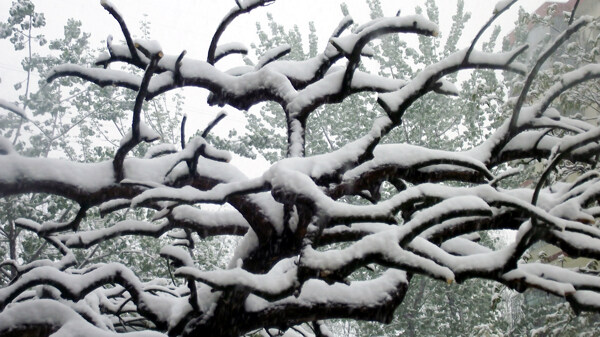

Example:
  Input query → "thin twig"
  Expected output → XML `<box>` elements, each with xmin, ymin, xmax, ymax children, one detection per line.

<box><xmin>207</xmin><ymin>0</ymin><xmax>276</xmax><ymax>65</ymax></box>
<box><xmin>569</xmin><ymin>0</ymin><xmax>581</xmax><ymax>26</ymax></box>
<box><xmin>465</xmin><ymin>0</ymin><xmax>517</xmax><ymax>61</ymax></box>
<box><xmin>101</xmin><ymin>1</ymin><xmax>143</xmax><ymax>67</ymax></box>
<box><xmin>202</xmin><ymin>111</ymin><xmax>227</xmax><ymax>138</ymax></box>
<box><xmin>180</xmin><ymin>114</ymin><xmax>187</xmax><ymax>150</ymax></box>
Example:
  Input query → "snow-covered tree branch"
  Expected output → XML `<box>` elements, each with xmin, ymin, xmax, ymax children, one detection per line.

<box><xmin>1</xmin><ymin>0</ymin><xmax>600</xmax><ymax>336</ymax></box>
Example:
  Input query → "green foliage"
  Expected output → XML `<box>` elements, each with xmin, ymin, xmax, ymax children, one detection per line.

<box><xmin>0</xmin><ymin>0</ymin><xmax>46</xmax><ymax>51</ymax></box>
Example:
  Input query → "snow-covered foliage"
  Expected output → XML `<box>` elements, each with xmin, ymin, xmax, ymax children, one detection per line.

<box><xmin>1</xmin><ymin>1</ymin><xmax>600</xmax><ymax>336</ymax></box>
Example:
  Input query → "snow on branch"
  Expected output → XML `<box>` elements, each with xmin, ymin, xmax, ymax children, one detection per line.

<box><xmin>0</xmin><ymin>299</ymin><xmax>167</xmax><ymax>337</ymax></box>
<box><xmin>100</xmin><ymin>0</ymin><xmax>144</xmax><ymax>68</ymax></box>
<box><xmin>176</xmin><ymin>257</ymin><xmax>297</xmax><ymax>300</ymax></box>
<box><xmin>15</xmin><ymin>206</ymin><xmax>87</xmax><ymax>235</ymax></box>
<box><xmin>465</xmin><ymin>0</ymin><xmax>517</xmax><ymax>60</ymax></box>
<box><xmin>47</xmin><ymin>64</ymin><xmax>142</xmax><ymax>91</ymax></box>
<box><xmin>0</xmin><ymin>263</ymin><xmax>188</xmax><ymax>329</ymax></box>
<box><xmin>113</xmin><ymin>53</ymin><xmax>162</xmax><ymax>182</ymax></box>
<box><xmin>536</xmin><ymin>64</ymin><xmax>600</xmax><ymax>116</ymax></box>
<box><xmin>4</xmin><ymin>0</ymin><xmax>600</xmax><ymax>335</ymax></box>
<box><xmin>331</xmin><ymin>15</ymin><xmax>353</xmax><ymax>38</ymax></box>
<box><xmin>256</xmin><ymin>44</ymin><xmax>291</xmax><ymax>69</ymax></box>
<box><xmin>330</xmin><ymin>15</ymin><xmax>438</xmax><ymax>92</ymax></box>
<box><xmin>378</xmin><ymin>46</ymin><xmax>528</xmax><ymax>122</ymax></box>
<box><xmin>297</xmin><ymin>196</ymin><xmax>493</xmax><ymax>284</ymax></box>
<box><xmin>246</xmin><ymin>269</ymin><xmax>409</xmax><ymax>325</ymax></box>
<box><xmin>57</xmin><ymin>207</ymin><xmax>250</xmax><ymax>249</ymax></box>
<box><xmin>214</xmin><ymin>42</ymin><xmax>249</xmax><ymax>63</ymax></box>
<box><xmin>207</xmin><ymin>0</ymin><xmax>276</xmax><ymax>65</ymax></box>
<box><xmin>131</xmin><ymin>176</ymin><xmax>269</xmax><ymax>208</ymax></box>
<box><xmin>0</xmin><ymin>98</ymin><xmax>31</xmax><ymax>120</ymax></box>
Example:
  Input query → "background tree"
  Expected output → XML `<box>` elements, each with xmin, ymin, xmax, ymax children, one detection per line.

<box><xmin>0</xmin><ymin>0</ymin><xmax>193</xmax><ymax>285</ymax></box>
<box><xmin>1</xmin><ymin>1</ymin><xmax>600</xmax><ymax>337</ymax></box>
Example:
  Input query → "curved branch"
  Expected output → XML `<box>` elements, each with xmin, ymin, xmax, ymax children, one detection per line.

<box><xmin>537</xmin><ymin>64</ymin><xmax>600</xmax><ymax>115</ymax></box>
<box><xmin>331</xmin><ymin>15</ymin><xmax>353</xmax><ymax>38</ymax></box>
<box><xmin>207</xmin><ymin>270</ymin><xmax>409</xmax><ymax>336</ymax></box>
<box><xmin>47</xmin><ymin>65</ymin><xmax>141</xmax><ymax>91</ymax></box>
<box><xmin>333</xmin><ymin>15</ymin><xmax>438</xmax><ymax>93</ymax></box>
<box><xmin>214</xmin><ymin>43</ymin><xmax>248</xmax><ymax>64</ymax></box>
<box><xmin>378</xmin><ymin>46</ymin><xmax>528</xmax><ymax>123</ymax></box>
<box><xmin>176</xmin><ymin>258</ymin><xmax>297</xmax><ymax>301</ymax></box>
<box><xmin>0</xmin><ymin>98</ymin><xmax>30</xmax><ymax>120</ymax></box>
<box><xmin>207</xmin><ymin>0</ymin><xmax>276</xmax><ymax>65</ymax></box>
<box><xmin>532</xmin><ymin>125</ymin><xmax>600</xmax><ymax>211</ymax></box>
<box><xmin>464</xmin><ymin>0</ymin><xmax>517</xmax><ymax>61</ymax></box>
<box><xmin>15</xmin><ymin>205</ymin><xmax>88</xmax><ymax>235</ymax></box>
<box><xmin>58</xmin><ymin>209</ymin><xmax>249</xmax><ymax>249</ymax></box>
<box><xmin>101</xmin><ymin>0</ymin><xmax>144</xmax><ymax>67</ymax></box>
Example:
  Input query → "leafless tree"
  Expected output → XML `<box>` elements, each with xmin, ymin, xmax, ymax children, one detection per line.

<box><xmin>1</xmin><ymin>1</ymin><xmax>600</xmax><ymax>336</ymax></box>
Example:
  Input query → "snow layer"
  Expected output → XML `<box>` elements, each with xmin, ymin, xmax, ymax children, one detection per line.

<box><xmin>120</xmin><ymin>122</ymin><xmax>160</xmax><ymax>146</ymax></box>
<box><xmin>256</xmin><ymin>44</ymin><xmax>291</xmax><ymax>69</ymax></box>
<box><xmin>0</xmin><ymin>154</ymin><xmax>115</xmax><ymax>193</ymax></box>
<box><xmin>494</xmin><ymin>0</ymin><xmax>514</xmax><ymax>14</ymax></box>
<box><xmin>177</xmin><ymin>258</ymin><xmax>297</xmax><ymax>297</ymax></box>
<box><xmin>245</xmin><ymin>269</ymin><xmax>407</xmax><ymax>312</ymax></box>
<box><xmin>215</xmin><ymin>42</ymin><xmax>248</xmax><ymax>59</ymax></box>
<box><xmin>0</xmin><ymin>300</ymin><xmax>166</xmax><ymax>337</ymax></box>
<box><xmin>0</xmin><ymin>98</ymin><xmax>31</xmax><ymax>120</ymax></box>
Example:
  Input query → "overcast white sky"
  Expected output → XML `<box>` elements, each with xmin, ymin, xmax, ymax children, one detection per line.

<box><xmin>0</xmin><ymin>0</ymin><xmax>565</xmax><ymax>172</ymax></box>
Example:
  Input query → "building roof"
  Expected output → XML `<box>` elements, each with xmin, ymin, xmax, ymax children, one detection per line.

<box><xmin>533</xmin><ymin>0</ymin><xmax>578</xmax><ymax>17</ymax></box>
